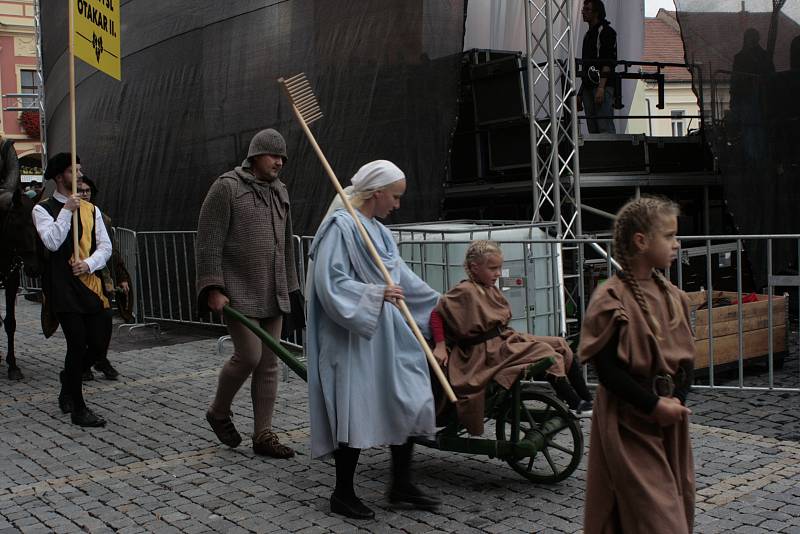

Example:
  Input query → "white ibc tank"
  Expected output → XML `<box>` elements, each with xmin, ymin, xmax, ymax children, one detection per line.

<box><xmin>391</xmin><ymin>220</ymin><xmax>560</xmax><ymax>336</ymax></box>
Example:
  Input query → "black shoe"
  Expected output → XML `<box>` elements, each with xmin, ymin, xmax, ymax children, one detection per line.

<box><xmin>330</xmin><ymin>492</ymin><xmax>375</xmax><ymax>520</ymax></box>
<box><xmin>71</xmin><ymin>408</ymin><xmax>106</xmax><ymax>427</ymax></box>
<box><xmin>94</xmin><ymin>360</ymin><xmax>119</xmax><ymax>380</ymax></box>
<box><xmin>388</xmin><ymin>483</ymin><xmax>441</xmax><ymax>510</ymax></box>
<box><xmin>81</xmin><ymin>369</ymin><xmax>95</xmax><ymax>381</ymax></box>
<box><xmin>58</xmin><ymin>393</ymin><xmax>73</xmax><ymax>414</ymax></box>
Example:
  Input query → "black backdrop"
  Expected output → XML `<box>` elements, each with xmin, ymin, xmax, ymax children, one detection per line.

<box><xmin>675</xmin><ymin>2</ymin><xmax>800</xmax><ymax>285</ymax></box>
<box><xmin>42</xmin><ymin>0</ymin><xmax>466</xmax><ymax>234</ymax></box>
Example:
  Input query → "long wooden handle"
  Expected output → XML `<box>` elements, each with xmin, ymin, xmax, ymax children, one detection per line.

<box><xmin>68</xmin><ymin>0</ymin><xmax>79</xmax><ymax>261</ymax></box>
<box><xmin>285</xmin><ymin>95</ymin><xmax>457</xmax><ymax>403</ymax></box>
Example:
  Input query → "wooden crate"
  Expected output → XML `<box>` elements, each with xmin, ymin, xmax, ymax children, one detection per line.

<box><xmin>686</xmin><ymin>291</ymin><xmax>786</xmax><ymax>370</ymax></box>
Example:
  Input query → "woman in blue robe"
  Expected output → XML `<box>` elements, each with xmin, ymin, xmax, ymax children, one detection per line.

<box><xmin>306</xmin><ymin>161</ymin><xmax>441</xmax><ymax>519</ymax></box>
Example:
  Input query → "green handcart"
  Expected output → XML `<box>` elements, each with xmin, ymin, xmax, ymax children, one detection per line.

<box><xmin>225</xmin><ymin>306</ymin><xmax>584</xmax><ymax>484</ymax></box>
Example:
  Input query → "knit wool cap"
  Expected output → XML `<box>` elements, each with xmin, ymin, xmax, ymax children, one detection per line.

<box><xmin>44</xmin><ymin>152</ymin><xmax>80</xmax><ymax>181</ymax></box>
<box><xmin>245</xmin><ymin>129</ymin><xmax>287</xmax><ymax>164</ymax></box>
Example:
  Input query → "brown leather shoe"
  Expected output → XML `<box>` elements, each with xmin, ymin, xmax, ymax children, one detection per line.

<box><xmin>206</xmin><ymin>411</ymin><xmax>242</xmax><ymax>448</ymax></box>
<box><xmin>253</xmin><ymin>430</ymin><xmax>295</xmax><ymax>458</ymax></box>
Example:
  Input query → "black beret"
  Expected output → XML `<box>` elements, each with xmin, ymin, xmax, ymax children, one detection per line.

<box><xmin>44</xmin><ymin>153</ymin><xmax>80</xmax><ymax>181</ymax></box>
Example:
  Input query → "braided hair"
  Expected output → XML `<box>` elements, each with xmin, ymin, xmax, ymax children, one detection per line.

<box><xmin>463</xmin><ymin>240</ymin><xmax>503</xmax><ymax>286</ymax></box>
<box><xmin>613</xmin><ymin>196</ymin><xmax>681</xmax><ymax>338</ymax></box>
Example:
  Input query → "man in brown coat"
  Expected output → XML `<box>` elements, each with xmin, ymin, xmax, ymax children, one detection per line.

<box><xmin>196</xmin><ymin>128</ymin><xmax>299</xmax><ymax>458</ymax></box>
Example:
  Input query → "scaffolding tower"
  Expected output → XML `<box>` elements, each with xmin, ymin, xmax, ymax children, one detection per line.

<box><xmin>524</xmin><ymin>0</ymin><xmax>585</xmax><ymax>336</ymax></box>
<box><xmin>34</xmin><ymin>0</ymin><xmax>46</xmax><ymax>162</ymax></box>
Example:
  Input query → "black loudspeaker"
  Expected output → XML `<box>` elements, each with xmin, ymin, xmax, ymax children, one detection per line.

<box><xmin>471</xmin><ymin>54</ymin><xmax>529</xmax><ymax>126</ymax></box>
<box><xmin>488</xmin><ymin>122</ymin><xmax>531</xmax><ymax>171</ymax></box>
<box><xmin>579</xmin><ymin>134</ymin><xmax>648</xmax><ymax>173</ymax></box>
<box><xmin>647</xmin><ymin>136</ymin><xmax>708</xmax><ymax>173</ymax></box>
<box><xmin>449</xmin><ymin>131</ymin><xmax>487</xmax><ymax>183</ymax></box>
<box><xmin>464</xmin><ymin>48</ymin><xmax>521</xmax><ymax>65</ymax></box>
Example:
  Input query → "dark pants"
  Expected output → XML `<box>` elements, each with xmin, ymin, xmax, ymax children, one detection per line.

<box><xmin>89</xmin><ymin>309</ymin><xmax>114</xmax><ymax>368</ymax></box>
<box><xmin>582</xmin><ymin>85</ymin><xmax>616</xmax><ymax>134</ymax></box>
<box><xmin>57</xmin><ymin>310</ymin><xmax>112</xmax><ymax>411</ymax></box>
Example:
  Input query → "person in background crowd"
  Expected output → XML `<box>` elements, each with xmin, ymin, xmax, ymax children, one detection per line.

<box><xmin>68</xmin><ymin>175</ymin><xmax>130</xmax><ymax>380</ymax></box>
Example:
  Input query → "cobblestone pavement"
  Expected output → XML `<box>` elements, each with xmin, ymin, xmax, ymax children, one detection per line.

<box><xmin>1</xmin><ymin>294</ymin><xmax>799</xmax><ymax>533</ymax></box>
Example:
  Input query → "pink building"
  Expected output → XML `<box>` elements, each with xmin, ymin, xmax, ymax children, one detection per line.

<box><xmin>0</xmin><ymin>0</ymin><xmax>42</xmax><ymax>178</ymax></box>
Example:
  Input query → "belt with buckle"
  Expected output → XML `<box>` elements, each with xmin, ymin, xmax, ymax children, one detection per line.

<box><xmin>635</xmin><ymin>367</ymin><xmax>688</xmax><ymax>397</ymax></box>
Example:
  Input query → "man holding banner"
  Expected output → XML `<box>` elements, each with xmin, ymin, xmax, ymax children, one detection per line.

<box><xmin>33</xmin><ymin>153</ymin><xmax>112</xmax><ymax>427</ymax></box>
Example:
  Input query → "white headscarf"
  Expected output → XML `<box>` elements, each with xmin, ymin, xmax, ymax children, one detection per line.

<box><xmin>324</xmin><ymin>160</ymin><xmax>405</xmax><ymax>218</ymax></box>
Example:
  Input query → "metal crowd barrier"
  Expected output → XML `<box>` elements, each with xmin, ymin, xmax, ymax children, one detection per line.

<box><xmin>113</xmin><ymin>227</ymin><xmax>159</xmax><ymax>336</ymax></box>
<box><xmin>583</xmin><ymin>235</ymin><xmax>798</xmax><ymax>392</ymax></box>
<box><xmin>16</xmin><ymin>225</ymin><xmax>799</xmax><ymax>392</ymax></box>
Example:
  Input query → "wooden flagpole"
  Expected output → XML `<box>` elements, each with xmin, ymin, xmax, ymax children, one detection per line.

<box><xmin>68</xmin><ymin>0</ymin><xmax>79</xmax><ymax>260</ymax></box>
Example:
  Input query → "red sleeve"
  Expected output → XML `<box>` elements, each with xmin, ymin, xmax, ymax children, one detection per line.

<box><xmin>430</xmin><ymin>309</ymin><xmax>445</xmax><ymax>343</ymax></box>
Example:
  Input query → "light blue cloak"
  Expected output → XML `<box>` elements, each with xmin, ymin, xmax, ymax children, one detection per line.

<box><xmin>306</xmin><ymin>209</ymin><xmax>440</xmax><ymax>459</ymax></box>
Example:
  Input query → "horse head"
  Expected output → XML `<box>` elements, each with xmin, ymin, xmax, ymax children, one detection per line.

<box><xmin>1</xmin><ymin>186</ymin><xmax>40</xmax><ymax>279</ymax></box>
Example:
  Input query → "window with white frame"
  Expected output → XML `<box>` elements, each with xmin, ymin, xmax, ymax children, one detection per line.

<box><xmin>671</xmin><ymin>109</ymin><xmax>686</xmax><ymax>137</ymax></box>
<box><xmin>20</xmin><ymin>69</ymin><xmax>37</xmax><ymax>109</ymax></box>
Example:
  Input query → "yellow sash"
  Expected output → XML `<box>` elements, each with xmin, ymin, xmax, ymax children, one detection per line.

<box><xmin>75</xmin><ymin>201</ymin><xmax>110</xmax><ymax>309</ymax></box>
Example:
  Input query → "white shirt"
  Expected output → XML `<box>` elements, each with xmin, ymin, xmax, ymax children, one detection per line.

<box><xmin>32</xmin><ymin>190</ymin><xmax>112</xmax><ymax>274</ymax></box>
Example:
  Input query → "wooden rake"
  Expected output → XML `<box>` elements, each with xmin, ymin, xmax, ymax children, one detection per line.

<box><xmin>278</xmin><ymin>73</ymin><xmax>457</xmax><ymax>403</ymax></box>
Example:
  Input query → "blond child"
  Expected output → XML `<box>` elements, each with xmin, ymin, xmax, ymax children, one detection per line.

<box><xmin>430</xmin><ymin>240</ymin><xmax>592</xmax><ymax>435</ymax></box>
<box><xmin>579</xmin><ymin>196</ymin><xmax>695</xmax><ymax>533</ymax></box>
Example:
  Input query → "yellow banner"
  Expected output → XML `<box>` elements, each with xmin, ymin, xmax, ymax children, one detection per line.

<box><xmin>73</xmin><ymin>0</ymin><xmax>120</xmax><ymax>80</ymax></box>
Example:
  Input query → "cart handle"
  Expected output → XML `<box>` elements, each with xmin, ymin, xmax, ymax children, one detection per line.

<box><xmin>223</xmin><ymin>305</ymin><xmax>308</xmax><ymax>382</ymax></box>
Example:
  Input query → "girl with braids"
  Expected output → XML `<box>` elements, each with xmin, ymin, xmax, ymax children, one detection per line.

<box><xmin>579</xmin><ymin>196</ymin><xmax>695</xmax><ymax>534</ymax></box>
<box><xmin>430</xmin><ymin>240</ymin><xmax>593</xmax><ymax>435</ymax></box>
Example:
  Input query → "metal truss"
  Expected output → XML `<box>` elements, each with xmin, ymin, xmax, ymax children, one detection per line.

<box><xmin>524</xmin><ymin>0</ymin><xmax>584</xmax><ymax>336</ymax></box>
<box><xmin>34</xmin><ymin>0</ymin><xmax>47</xmax><ymax>161</ymax></box>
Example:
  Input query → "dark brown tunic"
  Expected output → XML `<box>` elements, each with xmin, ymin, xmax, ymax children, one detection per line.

<box><xmin>579</xmin><ymin>276</ymin><xmax>695</xmax><ymax>534</ymax></box>
<box><xmin>436</xmin><ymin>280</ymin><xmax>570</xmax><ymax>435</ymax></box>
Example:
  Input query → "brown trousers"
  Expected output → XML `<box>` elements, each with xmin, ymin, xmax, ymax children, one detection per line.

<box><xmin>210</xmin><ymin>315</ymin><xmax>283</xmax><ymax>436</ymax></box>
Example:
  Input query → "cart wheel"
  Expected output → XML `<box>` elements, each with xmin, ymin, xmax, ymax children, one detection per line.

<box><xmin>495</xmin><ymin>386</ymin><xmax>583</xmax><ymax>484</ymax></box>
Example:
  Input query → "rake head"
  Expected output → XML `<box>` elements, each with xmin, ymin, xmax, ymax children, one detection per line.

<box><xmin>278</xmin><ymin>73</ymin><xmax>323</xmax><ymax>125</ymax></box>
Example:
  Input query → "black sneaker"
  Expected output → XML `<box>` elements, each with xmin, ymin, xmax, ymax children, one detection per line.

<box><xmin>81</xmin><ymin>369</ymin><xmax>95</xmax><ymax>381</ymax></box>
<box><xmin>94</xmin><ymin>360</ymin><xmax>119</xmax><ymax>380</ymax></box>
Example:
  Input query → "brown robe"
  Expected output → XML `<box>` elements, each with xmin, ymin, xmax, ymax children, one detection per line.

<box><xmin>579</xmin><ymin>276</ymin><xmax>695</xmax><ymax>534</ymax></box>
<box><xmin>436</xmin><ymin>280</ymin><xmax>571</xmax><ymax>435</ymax></box>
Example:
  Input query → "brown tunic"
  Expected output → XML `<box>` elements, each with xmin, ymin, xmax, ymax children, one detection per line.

<box><xmin>436</xmin><ymin>280</ymin><xmax>571</xmax><ymax>435</ymax></box>
<box><xmin>578</xmin><ymin>276</ymin><xmax>695</xmax><ymax>534</ymax></box>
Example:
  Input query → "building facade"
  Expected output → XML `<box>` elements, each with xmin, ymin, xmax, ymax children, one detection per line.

<box><xmin>0</xmin><ymin>0</ymin><xmax>42</xmax><ymax>178</ymax></box>
<box><xmin>626</xmin><ymin>9</ymin><xmax>700</xmax><ymax>137</ymax></box>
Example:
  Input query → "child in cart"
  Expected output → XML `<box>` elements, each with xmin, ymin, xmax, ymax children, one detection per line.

<box><xmin>429</xmin><ymin>240</ymin><xmax>593</xmax><ymax>435</ymax></box>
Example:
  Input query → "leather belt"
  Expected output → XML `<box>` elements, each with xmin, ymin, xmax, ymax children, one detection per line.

<box><xmin>634</xmin><ymin>366</ymin><xmax>689</xmax><ymax>397</ymax></box>
<box><xmin>453</xmin><ymin>326</ymin><xmax>506</xmax><ymax>350</ymax></box>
